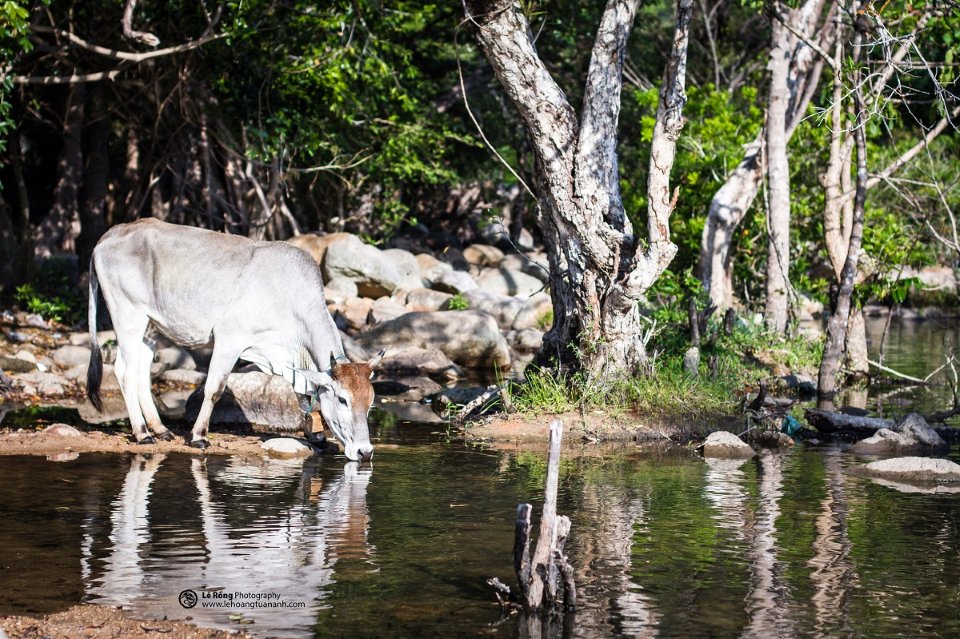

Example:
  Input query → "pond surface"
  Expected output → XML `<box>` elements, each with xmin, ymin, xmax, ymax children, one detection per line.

<box><xmin>3</xmin><ymin>316</ymin><xmax>960</xmax><ymax>638</ymax></box>
<box><xmin>1</xmin><ymin>427</ymin><xmax>960</xmax><ymax>639</ymax></box>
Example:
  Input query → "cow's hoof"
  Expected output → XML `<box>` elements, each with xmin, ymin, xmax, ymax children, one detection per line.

<box><xmin>137</xmin><ymin>436</ymin><xmax>156</xmax><ymax>445</ymax></box>
<box><xmin>156</xmin><ymin>430</ymin><xmax>175</xmax><ymax>442</ymax></box>
<box><xmin>190</xmin><ymin>439</ymin><xmax>210</xmax><ymax>450</ymax></box>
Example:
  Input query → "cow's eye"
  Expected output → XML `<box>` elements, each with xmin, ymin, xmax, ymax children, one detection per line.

<box><xmin>338</xmin><ymin>396</ymin><xmax>348</xmax><ymax>407</ymax></box>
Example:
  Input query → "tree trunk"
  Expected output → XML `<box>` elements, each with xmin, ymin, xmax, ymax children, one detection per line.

<box><xmin>35</xmin><ymin>84</ymin><xmax>85</xmax><ymax>257</ymax></box>
<box><xmin>77</xmin><ymin>84</ymin><xmax>109</xmax><ymax>269</ymax></box>
<box><xmin>764</xmin><ymin>17</ymin><xmax>793</xmax><ymax>332</ymax></box>
<box><xmin>818</xmin><ymin>31</ymin><xmax>867</xmax><ymax>399</ymax></box>
<box><xmin>467</xmin><ymin>0</ymin><xmax>692</xmax><ymax>378</ymax></box>
<box><xmin>699</xmin><ymin>0</ymin><xmax>830</xmax><ymax>311</ymax></box>
<box><xmin>699</xmin><ymin>136</ymin><xmax>763</xmax><ymax>310</ymax></box>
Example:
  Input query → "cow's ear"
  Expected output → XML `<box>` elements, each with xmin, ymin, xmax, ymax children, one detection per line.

<box><xmin>289</xmin><ymin>367</ymin><xmax>333</xmax><ymax>393</ymax></box>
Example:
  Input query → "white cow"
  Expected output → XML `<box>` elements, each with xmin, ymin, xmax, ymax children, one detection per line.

<box><xmin>86</xmin><ymin>218</ymin><xmax>381</xmax><ymax>461</ymax></box>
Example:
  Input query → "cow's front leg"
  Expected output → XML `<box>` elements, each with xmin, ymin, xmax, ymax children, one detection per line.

<box><xmin>189</xmin><ymin>348</ymin><xmax>237</xmax><ymax>450</ymax></box>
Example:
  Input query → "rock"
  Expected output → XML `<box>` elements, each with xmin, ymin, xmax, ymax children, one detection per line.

<box><xmin>797</xmin><ymin>295</ymin><xmax>824</xmax><ymax>322</ymax></box>
<box><xmin>463</xmin><ymin>244</ymin><xmax>505</xmax><ymax>268</ymax></box>
<box><xmin>78</xmin><ymin>394</ymin><xmax>129</xmax><ymax>424</ymax></box>
<box><xmin>855</xmin><ymin>456</ymin><xmax>960</xmax><ymax>484</ymax></box>
<box><xmin>376</xmin><ymin>398</ymin><xmax>447</xmax><ymax>424</ymax></box>
<box><xmin>382</xmin><ymin>248</ymin><xmax>425</xmax><ymax>290</ymax></box>
<box><xmin>374</xmin><ymin>376</ymin><xmax>443</xmax><ymax>401</ymax></box>
<box><xmin>781</xmin><ymin>373</ymin><xmax>817</xmax><ymax>398</ymax></box>
<box><xmin>155</xmin><ymin>346</ymin><xmax>196</xmax><ymax>371</ymax></box>
<box><xmin>431</xmin><ymin>270</ymin><xmax>478</xmax><ymax>295</ymax></box>
<box><xmin>51</xmin><ymin>344</ymin><xmax>91</xmax><ymax>369</ymax></box>
<box><xmin>415</xmin><ymin>253</ymin><xmax>453</xmax><ymax>285</ymax></box>
<box><xmin>16</xmin><ymin>371</ymin><xmax>67</xmax><ymax>396</ymax></box>
<box><xmin>893</xmin><ymin>412</ymin><xmax>946</xmax><ymax>449</ymax></box>
<box><xmin>0</xmin><ymin>353</ymin><xmax>37</xmax><ymax>373</ymax></box>
<box><xmin>73</xmin><ymin>363</ymin><xmax>121</xmax><ymax>391</ymax></box>
<box><xmin>156</xmin><ymin>389</ymin><xmax>193</xmax><ymax>420</ymax></box>
<box><xmin>377</xmin><ymin>347</ymin><xmax>463</xmax><ymax>381</ymax></box>
<box><xmin>322</xmin><ymin>234</ymin><xmax>403</xmax><ymax>298</ymax></box>
<box><xmin>160</xmin><ymin>369</ymin><xmax>207</xmax><ymax>385</ymax></box>
<box><xmin>339</xmin><ymin>297</ymin><xmax>376</xmax><ymax>332</ymax></box>
<box><xmin>324</xmin><ymin>276</ymin><xmax>359</xmax><ymax>302</ymax></box>
<box><xmin>369</xmin><ymin>296</ymin><xmax>407</xmax><ymax>325</ymax></box>
<box><xmin>260</xmin><ymin>437</ymin><xmax>315</xmax><ymax>459</ymax></box>
<box><xmin>446</xmin><ymin>289</ymin><xmax>536</xmax><ymax>331</ymax></box>
<box><xmin>477</xmin><ymin>267</ymin><xmax>544</xmax><ymax>298</ymax></box>
<box><xmin>185</xmin><ymin>371</ymin><xmax>309</xmax><ymax>431</ymax></box>
<box><xmin>500</xmin><ymin>252</ymin><xmax>551</xmax><ymax>283</ymax></box>
<box><xmin>69</xmin><ymin>330</ymin><xmax>116</xmax><ymax>346</ymax></box>
<box><xmin>702</xmin><ymin>431</ymin><xmax>756</xmax><ymax>459</ymax></box>
<box><xmin>13</xmin><ymin>349</ymin><xmax>37</xmax><ymax>364</ymax></box>
<box><xmin>898</xmin><ymin>265</ymin><xmax>957</xmax><ymax>295</ymax></box>
<box><xmin>353</xmin><ymin>311</ymin><xmax>510</xmax><ymax>369</ymax></box>
<box><xmin>405</xmin><ymin>288</ymin><xmax>453</xmax><ymax>312</ymax></box>
<box><xmin>286</xmin><ymin>232</ymin><xmax>353</xmax><ymax>266</ymax></box>
<box><xmin>850</xmin><ymin>428</ymin><xmax>915</xmax><ymax>455</ymax></box>
<box><xmin>509</xmin><ymin>328</ymin><xmax>544</xmax><ymax>353</ymax></box>
<box><xmin>42</xmin><ymin>423</ymin><xmax>83</xmax><ymax>437</ymax></box>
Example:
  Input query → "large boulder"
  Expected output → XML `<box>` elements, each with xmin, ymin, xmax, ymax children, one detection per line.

<box><xmin>415</xmin><ymin>253</ymin><xmax>453</xmax><ymax>285</ymax></box>
<box><xmin>377</xmin><ymin>347</ymin><xmax>463</xmax><ymax>381</ymax></box>
<box><xmin>322</xmin><ymin>234</ymin><xmax>403</xmax><ymax>298</ymax></box>
<box><xmin>382</xmin><ymin>248</ymin><xmax>426</xmax><ymax>291</ymax></box>
<box><xmin>353</xmin><ymin>311</ymin><xmax>510</xmax><ymax>369</ymax></box>
<box><xmin>446</xmin><ymin>289</ymin><xmax>537</xmax><ymax>331</ymax></box>
<box><xmin>477</xmin><ymin>267</ymin><xmax>544</xmax><ymax>298</ymax></box>
<box><xmin>185</xmin><ymin>371</ymin><xmax>309</xmax><ymax>431</ymax></box>
<box><xmin>405</xmin><ymin>288</ymin><xmax>453</xmax><ymax>313</ymax></box>
<box><xmin>463</xmin><ymin>244</ymin><xmax>504</xmax><ymax>268</ymax></box>
<box><xmin>52</xmin><ymin>344</ymin><xmax>91</xmax><ymax>369</ymax></box>
<box><xmin>853</xmin><ymin>456</ymin><xmax>960</xmax><ymax>484</ymax></box>
<box><xmin>500</xmin><ymin>252</ymin><xmax>551</xmax><ymax>283</ymax></box>
<box><xmin>286</xmin><ymin>232</ymin><xmax>353</xmax><ymax>266</ymax></box>
<box><xmin>431</xmin><ymin>270</ymin><xmax>478</xmax><ymax>295</ymax></box>
<box><xmin>702</xmin><ymin>431</ymin><xmax>756</xmax><ymax>459</ymax></box>
<box><xmin>850</xmin><ymin>412</ymin><xmax>947</xmax><ymax>455</ymax></box>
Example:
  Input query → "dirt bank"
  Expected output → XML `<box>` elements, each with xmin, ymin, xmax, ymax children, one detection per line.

<box><xmin>0</xmin><ymin>604</ymin><xmax>251</xmax><ymax>639</ymax></box>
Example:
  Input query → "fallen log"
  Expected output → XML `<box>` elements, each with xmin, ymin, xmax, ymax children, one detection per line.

<box><xmin>805</xmin><ymin>408</ymin><xmax>960</xmax><ymax>443</ymax></box>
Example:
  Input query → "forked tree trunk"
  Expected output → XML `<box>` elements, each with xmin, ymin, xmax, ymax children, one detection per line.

<box><xmin>818</xmin><ymin>30</ymin><xmax>867</xmax><ymax>398</ymax></box>
<box><xmin>466</xmin><ymin>0</ymin><xmax>693</xmax><ymax>378</ymax></box>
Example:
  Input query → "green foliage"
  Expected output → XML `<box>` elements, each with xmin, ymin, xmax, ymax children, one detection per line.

<box><xmin>446</xmin><ymin>293</ymin><xmax>469</xmax><ymax>311</ymax></box>
<box><xmin>0</xmin><ymin>0</ymin><xmax>35</xmax><ymax>154</ymax></box>
<box><xmin>14</xmin><ymin>284</ymin><xmax>72</xmax><ymax>324</ymax></box>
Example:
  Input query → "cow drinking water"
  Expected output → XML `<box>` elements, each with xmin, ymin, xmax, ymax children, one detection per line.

<box><xmin>86</xmin><ymin>218</ymin><xmax>382</xmax><ymax>461</ymax></box>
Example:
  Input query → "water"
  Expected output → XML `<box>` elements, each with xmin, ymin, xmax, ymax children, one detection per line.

<box><xmin>2</xmin><ymin>437</ymin><xmax>960</xmax><ymax>638</ymax></box>
<box><xmin>3</xmin><ymin>317</ymin><xmax>960</xmax><ymax>637</ymax></box>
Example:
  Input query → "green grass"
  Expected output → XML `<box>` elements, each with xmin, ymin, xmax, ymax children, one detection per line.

<box><xmin>507</xmin><ymin>318</ymin><xmax>823</xmax><ymax>421</ymax></box>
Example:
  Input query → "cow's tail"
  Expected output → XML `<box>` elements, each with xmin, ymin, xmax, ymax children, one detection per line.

<box><xmin>87</xmin><ymin>258</ymin><xmax>104</xmax><ymax>412</ymax></box>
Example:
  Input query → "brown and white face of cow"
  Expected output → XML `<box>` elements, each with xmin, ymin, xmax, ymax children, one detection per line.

<box><xmin>295</xmin><ymin>351</ymin><xmax>382</xmax><ymax>461</ymax></box>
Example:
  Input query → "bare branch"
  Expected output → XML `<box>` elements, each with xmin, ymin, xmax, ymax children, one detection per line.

<box><xmin>12</xmin><ymin>69</ymin><xmax>122</xmax><ymax>84</ymax></box>
<box><xmin>122</xmin><ymin>0</ymin><xmax>160</xmax><ymax>47</ymax></box>
<box><xmin>29</xmin><ymin>25</ymin><xmax>223</xmax><ymax>63</ymax></box>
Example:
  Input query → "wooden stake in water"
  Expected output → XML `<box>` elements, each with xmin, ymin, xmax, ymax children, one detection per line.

<box><xmin>504</xmin><ymin>419</ymin><xmax>576</xmax><ymax>611</ymax></box>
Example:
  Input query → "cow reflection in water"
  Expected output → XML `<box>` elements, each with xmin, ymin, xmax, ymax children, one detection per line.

<box><xmin>83</xmin><ymin>454</ymin><xmax>373</xmax><ymax>637</ymax></box>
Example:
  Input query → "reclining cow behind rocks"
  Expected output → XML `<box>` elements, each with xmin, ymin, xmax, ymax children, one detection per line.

<box><xmin>86</xmin><ymin>218</ymin><xmax>382</xmax><ymax>461</ymax></box>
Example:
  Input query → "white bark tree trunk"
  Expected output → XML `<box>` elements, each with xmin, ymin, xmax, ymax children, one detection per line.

<box><xmin>699</xmin><ymin>0</ymin><xmax>830</xmax><ymax>311</ymax></box>
<box><xmin>764</xmin><ymin>17</ymin><xmax>793</xmax><ymax>332</ymax></box>
<box><xmin>466</xmin><ymin>0</ymin><xmax>693</xmax><ymax>378</ymax></box>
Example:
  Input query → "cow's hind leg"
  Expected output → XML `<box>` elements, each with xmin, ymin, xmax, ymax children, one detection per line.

<box><xmin>188</xmin><ymin>345</ymin><xmax>240</xmax><ymax>450</ymax></box>
<box><xmin>136</xmin><ymin>329</ymin><xmax>173</xmax><ymax>441</ymax></box>
<box><xmin>112</xmin><ymin>315</ymin><xmax>154</xmax><ymax>444</ymax></box>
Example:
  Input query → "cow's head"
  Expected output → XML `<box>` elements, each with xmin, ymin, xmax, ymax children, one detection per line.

<box><xmin>296</xmin><ymin>350</ymin><xmax>383</xmax><ymax>461</ymax></box>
